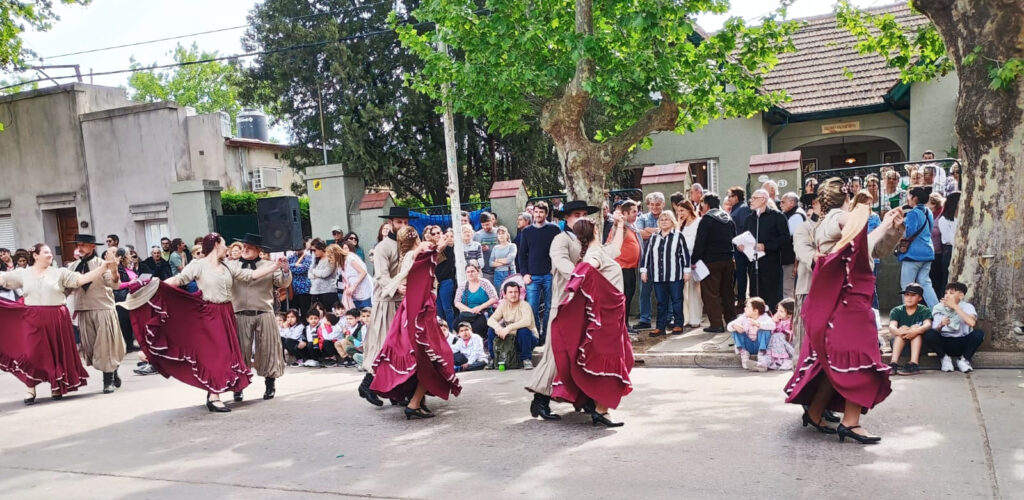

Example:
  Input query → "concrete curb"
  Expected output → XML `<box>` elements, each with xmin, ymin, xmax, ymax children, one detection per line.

<box><xmin>634</xmin><ymin>350</ymin><xmax>1024</xmax><ymax>369</ymax></box>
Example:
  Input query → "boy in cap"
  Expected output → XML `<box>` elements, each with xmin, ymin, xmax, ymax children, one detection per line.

<box><xmin>887</xmin><ymin>283</ymin><xmax>932</xmax><ymax>375</ymax></box>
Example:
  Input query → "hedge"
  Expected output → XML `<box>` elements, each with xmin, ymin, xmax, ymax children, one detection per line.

<box><xmin>221</xmin><ymin>191</ymin><xmax>310</xmax><ymax>220</ymax></box>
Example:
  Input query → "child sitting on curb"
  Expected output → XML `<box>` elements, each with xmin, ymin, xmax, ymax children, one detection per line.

<box><xmin>767</xmin><ymin>298</ymin><xmax>796</xmax><ymax>370</ymax></box>
<box><xmin>336</xmin><ymin>308</ymin><xmax>364</xmax><ymax>368</ymax></box>
<box><xmin>728</xmin><ymin>297</ymin><xmax>776</xmax><ymax>372</ymax></box>
<box><xmin>452</xmin><ymin>322</ymin><xmax>488</xmax><ymax>372</ymax></box>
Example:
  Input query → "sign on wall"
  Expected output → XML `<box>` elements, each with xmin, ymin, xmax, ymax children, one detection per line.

<box><xmin>822</xmin><ymin>121</ymin><xmax>861</xmax><ymax>134</ymax></box>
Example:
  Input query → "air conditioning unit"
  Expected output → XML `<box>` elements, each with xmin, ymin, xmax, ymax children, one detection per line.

<box><xmin>252</xmin><ymin>167</ymin><xmax>282</xmax><ymax>191</ymax></box>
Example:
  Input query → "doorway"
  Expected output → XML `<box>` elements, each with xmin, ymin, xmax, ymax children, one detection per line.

<box><xmin>54</xmin><ymin>208</ymin><xmax>78</xmax><ymax>263</ymax></box>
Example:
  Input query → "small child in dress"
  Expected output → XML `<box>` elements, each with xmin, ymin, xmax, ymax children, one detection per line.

<box><xmin>451</xmin><ymin>321</ymin><xmax>487</xmax><ymax>372</ymax></box>
<box><xmin>767</xmin><ymin>298</ymin><xmax>796</xmax><ymax>370</ymax></box>
<box><xmin>727</xmin><ymin>297</ymin><xmax>776</xmax><ymax>372</ymax></box>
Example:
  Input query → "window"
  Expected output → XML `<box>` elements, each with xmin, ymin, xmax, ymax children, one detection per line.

<box><xmin>144</xmin><ymin>220</ymin><xmax>169</xmax><ymax>252</ymax></box>
<box><xmin>0</xmin><ymin>214</ymin><xmax>14</xmax><ymax>249</ymax></box>
<box><xmin>686</xmin><ymin>159</ymin><xmax>719</xmax><ymax>192</ymax></box>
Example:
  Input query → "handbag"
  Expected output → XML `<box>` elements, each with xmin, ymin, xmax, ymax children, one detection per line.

<box><xmin>896</xmin><ymin>207</ymin><xmax>931</xmax><ymax>255</ymax></box>
<box><xmin>458</xmin><ymin>311</ymin><xmax>483</xmax><ymax>323</ymax></box>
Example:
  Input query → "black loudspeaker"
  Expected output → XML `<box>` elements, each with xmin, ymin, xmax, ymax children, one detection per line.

<box><xmin>257</xmin><ymin>196</ymin><xmax>303</xmax><ymax>252</ymax></box>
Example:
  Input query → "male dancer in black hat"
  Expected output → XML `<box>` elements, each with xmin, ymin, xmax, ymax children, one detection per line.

<box><xmin>69</xmin><ymin>234</ymin><xmax>126</xmax><ymax>394</ymax></box>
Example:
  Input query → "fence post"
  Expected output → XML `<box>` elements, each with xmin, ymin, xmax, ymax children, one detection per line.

<box><xmin>170</xmin><ymin>179</ymin><xmax>223</xmax><ymax>244</ymax></box>
<box><xmin>489</xmin><ymin>180</ymin><xmax>528</xmax><ymax>238</ymax></box>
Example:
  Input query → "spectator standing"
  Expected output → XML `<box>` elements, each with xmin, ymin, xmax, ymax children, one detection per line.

<box><xmin>791</xmin><ymin>197</ymin><xmax>820</xmax><ymax>355</ymax></box>
<box><xmin>925</xmin><ymin>282</ymin><xmax>982</xmax><ymax>373</ymax></box>
<box><xmin>728</xmin><ymin>187</ymin><xmax>753</xmax><ymax>305</ymax></box>
<box><xmin>606</xmin><ymin>200</ymin><xmax>642</xmax><ymax>327</ymax></box>
<box><xmin>489</xmin><ymin>226</ymin><xmax>517</xmax><ymax>288</ymax></box>
<box><xmin>881</xmin><ymin>169</ymin><xmax>907</xmax><ymax>209</ymax></box>
<box><xmin>344</xmin><ymin>232</ymin><xmax>365</xmax><ymax>261</ymax></box>
<box><xmin>518</xmin><ymin>202</ymin><xmax>562</xmax><ymax>340</ymax></box>
<box><xmin>512</xmin><ymin>212</ymin><xmax>531</xmax><ymax>271</ymax></box>
<box><xmin>740</xmin><ymin>189</ymin><xmax>790</xmax><ymax>311</ymax></box>
<box><xmin>689</xmin><ymin>184</ymin><xmax>705</xmax><ymax>215</ymax></box>
<box><xmin>641</xmin><ymin>211</ymin><xmax>689</xmax><ymax>336</ymax></box>
<box><xmin>779</xmin><ymin>192</ymin><xmax>806</xmax><ymax>299</ymax></box>
<box><xmin>168</xmin><ymin>238</ymin><xmax>189</xmax><ymax>275</ymax></box>
<box><xmin>160</xmin><ymin>237</ymin><xmax>172</xmax><ymax>261</ymax></box>
<box><xmin>691</xmin><ymin>193</ymin><xmax>737</xmax><ymax>333</ymax></box>
<box><xmin>287</xmin><ymin>242</ymin><xmax>313</xmax><ymax>316</ymax></box>
<box><xmin>330</xmin><ymin>225</ymin><xmax>346</xmax><ymax>247</ymax></box>
<box><xmin>633</xmin><ymin>192</ymin><xmax>666</xmax><ymax>330</ymax></box>
<box><xmin>474</xmin><ymin>212</ymin><xmax>500</xmax><ymax>283</ymax></box>
<box><xmin>308</xmin><ymin>238</ymin><xmax>338</xmax><ymax>310</ymax></box>
<box><xmin>140</xmin><ymin>246</ymin><xmax>173</xmax><ymax>281</ymax></box>
<box><xmin>936</xmin><ymin>192</ymin><xmax>960</xmax><ymax>295</ymax></box>
<box><xmin>676</xmin><ymin>200</ymin><xmax>703</xmax><ymax>327</ymax></box>
<box><xmin>339</xmin><ymin>242</ymin><xmax>373</xmax><ymax>309</ymax></box>
<box><xmin>927</xmin><ymin>192</ymin><xmax>946</xmax><ymax>300</ymax></box>
<box><xmin>461</xmin><ymin>224</ymin><xmax>483</xmax><ymax>268</ymax></box>
<box><xmin>898</xmin><ymin>186</ymin><xmax>939</xmax><ymax>307</ymax></box>
<box><xmin>428</xmin><ymin>226</ymin><xmax>457</xmax><ymax>329</ymax></box>
<box><xmin>762</xmin><ymin>181</ymin><xmax>780</xmax><ymax>204</ymax></box>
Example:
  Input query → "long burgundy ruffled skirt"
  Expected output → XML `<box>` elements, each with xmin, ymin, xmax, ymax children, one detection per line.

<box><xmin>785</xmin><ymin>226</ymin><xmax>891</xmax><ymax>412</ymax></box>
<box><xmin>371</xmin><ymin>251</ymin><xmax>461</xmax><ymax>401</ymax></box>
<box><xmin>0</xmin><ymin>300</ymin><xmax>88</xmax><ymax>394</ymax></box>
<box><xmin>127</xmin><ymin>282</ymin><xmax>251</xmax><ymax>394</ymax></box>
<box><xmin>551</xmin><ymin>262</ymin><xmax>633</xmax><ymax>410</ymax></box>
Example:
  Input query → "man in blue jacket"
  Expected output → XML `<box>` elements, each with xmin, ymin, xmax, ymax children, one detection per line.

<box><xmin>898</xmin><ymin>185</ymin><xmax>939</xmax><ymax>307</ymax></box>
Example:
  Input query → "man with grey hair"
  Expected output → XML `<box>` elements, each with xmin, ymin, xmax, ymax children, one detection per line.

<box><xmin>632</xmin><ymin>191</ymin><xmax>665</xmax><ymax>330</ymax></box>
<box><xmin>738</xmin><ymin>189</ymin><xmax>789</xmax><ymax>310</ymax></box>
<box><xmin>778</xmin><ymin>192</ymin><xmax>805</xmax><ymax>299</ymax></box>
<box><xmin>689</xmin><ymin>183</ymin><xmax>705</xmax><ymax>213</ymax></box>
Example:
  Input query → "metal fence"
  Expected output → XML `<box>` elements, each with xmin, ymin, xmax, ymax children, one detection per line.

<box><xmin>528</xmin><ymin>188</ymin><xmax>644</xmax><ymax>207</ymax></box>
<box><xmin>802</xmin><ymin>157</ymin><xmax>962</xmax><ymax>212</ymax></box>
<box><xmin>413</xmin><ymin>201</ymin><xmax>490</xmax><ymax>216</ymax></box>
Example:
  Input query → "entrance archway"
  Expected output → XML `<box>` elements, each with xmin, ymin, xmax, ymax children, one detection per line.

<box><xmin>794</xmin><ymin>135</ymin><xmax>904</xmax><ymax>175</ymax></box>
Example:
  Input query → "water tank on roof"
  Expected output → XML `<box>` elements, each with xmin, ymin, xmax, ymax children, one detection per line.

<box><xmin>237</xmin><ymin>109</ymin><xmax>269</xmax><ymax>142</ymax></box>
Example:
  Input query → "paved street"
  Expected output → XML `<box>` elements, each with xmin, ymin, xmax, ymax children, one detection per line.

<box><xmin>0</xmin><ymin>353</ymin><xmax>1021</xmax><ymax>499</ymax></box>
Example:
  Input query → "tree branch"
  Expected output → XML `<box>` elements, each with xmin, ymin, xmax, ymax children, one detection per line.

<box><xmin>602</xmin><ymin>98</ymin><xmax>680</xmax><ymax>164</ymax></box>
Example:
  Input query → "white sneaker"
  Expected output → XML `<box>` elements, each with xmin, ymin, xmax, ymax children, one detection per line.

<box><xmin>523</xmin><ymin>359</ymin><xmax>534</xmax><ymax>370</ymax></box>
<box><xmin>303</xmin><ymin>359</ymin><xmax>320</xmax><ymax>367</ymax></box>
<box><xmin>940</xmin><ymin>355</ymin><xmax>954</xmax><ymax>372</ymax></box>
<box><xmin>957</xmin><ymin>357</ymin><xmax>973</xmax><ymax>373</ymax></box>
<box><xmin>740</xmin><ymin>356</ymin><xmax>751</xmax><ymax>370</ymax></box>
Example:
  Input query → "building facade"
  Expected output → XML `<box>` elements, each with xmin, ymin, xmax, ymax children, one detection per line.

<box><xmin>631</xmin><ymin>4</ymin><xmax>958</xmax><ymax>195</ymax></box>
<box><xmin>0</xmin><ymin>83</ymin><xmax>299</xmax><ymax>264</ymax></box>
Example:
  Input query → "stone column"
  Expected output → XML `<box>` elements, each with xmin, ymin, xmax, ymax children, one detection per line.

<box><xmin>170</xmin><ymin>179</ymin><xmax>223</xmax><ymax>243</ymax></box>
<box><xmin>305</xmin><ymin>164</ymin><xmax>365</xmax><ymax>241</ymax></box>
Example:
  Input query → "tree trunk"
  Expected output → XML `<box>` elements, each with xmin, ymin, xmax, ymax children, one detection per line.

<box><xmin>916</xmin><ymin>0</ymin><xmax>1024</xmax><ymax>350</ymax></box>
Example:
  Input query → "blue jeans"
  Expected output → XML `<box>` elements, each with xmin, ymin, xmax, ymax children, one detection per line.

<box><xmin>900</xmin><ymin>260</ymin><xmax>939</xmax><ymax>307</ymax></box>
<box><xmin>487</xmin><ymin>327</ymin><xmax>538</xmax><ymax>362</ymax></box>
<box><xmin>653</xmin><ymin>281</ymin><xmax>684</xmax><ymax>331</ymax></box>
<box><xmin>353</xmin><ymin>298</ymin><xmax>371</xmax><ymax>309</ymax></box>
<box><xmin>638</xmin><ymin>279</ymin><xmax>654</xmax><ymax>324</ymax></box>
<box><xmin>436</xmin><ymin>279</ymin><xmax>456</xmax><ymax>329</ymax></box>
<box><xmin>493</xmin><ymin>270</ymin><xmax>511</xmax><ymax>290</ymax></box>
<box><xmin>526</xmin><ymin>274</ymin><xmax>553</xmax><ymax>335</ymax></box>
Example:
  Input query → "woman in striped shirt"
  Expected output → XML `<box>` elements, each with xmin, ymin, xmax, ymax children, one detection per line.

<box><xmin>641</xmin><ymin>211</ymin><xmax>690</xmax><ymax>337</ymax></box>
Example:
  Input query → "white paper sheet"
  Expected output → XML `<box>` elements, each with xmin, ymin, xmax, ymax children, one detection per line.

<box><xmin>692</xmin><ymin>260</ymin><xmax>710</xmax><ymax>282</ymax></box>
<box><xmin>731</xmin><ymin>231</ymin><xmax>765</xmax><ymax>261</ymax></box>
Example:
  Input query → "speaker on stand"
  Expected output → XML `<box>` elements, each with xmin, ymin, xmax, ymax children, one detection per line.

<box><xmin>256</xmin><ymin>196</ymin><xmax>303</xmax><ymax>252</ymax></box>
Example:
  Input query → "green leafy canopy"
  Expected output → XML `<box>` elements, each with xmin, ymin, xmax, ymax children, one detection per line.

<box><xmin>392</xmin><ymin>0</ymin><xmax>800</xmax><ymax>140</ymax></box>
<box><xmin>127</xmin><ymin>43</ymin><xmax>245</xmax><ymax>131</ymax></box>
<box><xmin>0</xmin><ymin>0</ymin><xmax>89</xmax><ymax>70</ymax></box>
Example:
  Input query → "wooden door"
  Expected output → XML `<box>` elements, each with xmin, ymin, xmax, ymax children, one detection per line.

<box><xmin>55</xmin><ymin>208</ymin><xmax>78</xmax><ymax>261</ymax></box>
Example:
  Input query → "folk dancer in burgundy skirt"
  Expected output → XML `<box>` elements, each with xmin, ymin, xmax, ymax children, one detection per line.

<box><xmin>0</xmin><ymin>243</ymin><xmax>116</xmax><ymax>404</ymax></box>
<box><xmin>784</xmin><ymin>180</ymin><xmax>905</xmax><ymax>444</ymax></box>
<box><xmin>120</xmin><ymin>233</ymin><xmax>287</xmax><ymax>412</ymax></box>
<box><xmin>371</xmin><ymin>228</ymin><xmax>461</xmax><ymax>420</ymax></box>
<box><xmin>548</xmin><ymin>217</ymin><xmax>632</xmax><ymax>427</ymax></box>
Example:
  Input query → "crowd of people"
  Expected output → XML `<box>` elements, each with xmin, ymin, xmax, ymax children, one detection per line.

<box><xmin>0</xmin><ymin>153</ymin><xmax>982</xmax><ymax>441</ymax></box>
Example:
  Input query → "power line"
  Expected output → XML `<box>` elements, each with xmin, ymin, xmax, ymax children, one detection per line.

<box><xmin>34</xmin><ymin>1</ymin><xmax>396</xmax><ymax>60</ymax></box>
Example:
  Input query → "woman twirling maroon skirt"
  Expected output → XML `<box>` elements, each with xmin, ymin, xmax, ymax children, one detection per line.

<box><xmin>0</xmin><ymin>300</ymin><xmax>88</xmax><ymax>397</ymax></box>
<box><xmin>371</xmin><ymin>250</ymin><xmax>461</xmax><ymax>418</ymax></box>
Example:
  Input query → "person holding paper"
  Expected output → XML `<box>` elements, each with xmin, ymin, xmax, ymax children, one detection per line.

<box><xmin>690</xmin><ymin>193</ymin><xmax>737</xmax><ymax>333</ymax></box>
<box><xmin>739</xmin><ymin>189</ymin><xmax>789</xmax><ymax>312</ymax></box>
<box><xmin>676</xmin><ymin>200</ymin><xmax>703</xmax><ymax>328</ymax></box>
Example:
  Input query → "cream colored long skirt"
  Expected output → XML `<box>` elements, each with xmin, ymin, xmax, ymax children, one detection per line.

<box><xmin>78</xmin><ymin>309</ymin><xmax>126</xmax><ymax>373</ymax></box>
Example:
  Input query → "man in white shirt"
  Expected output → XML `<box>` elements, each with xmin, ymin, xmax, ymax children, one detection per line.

<box><xmin>779</xmin><ymin>192</ymin><xmax>806</xmax><ymax>299</ymax></box>
<box><xmin>452</xmin><ymin>322</ymin><xmax>488</xmax><ymax>371</ymax></box>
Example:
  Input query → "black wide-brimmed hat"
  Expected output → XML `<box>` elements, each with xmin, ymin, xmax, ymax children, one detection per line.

<box><xmin>556</xmin><ymin>200</ymin><xmax>600</xmax><ymax>218</ymax></box>
<box><xmin>379</xmin><ymin>206</ymin><xmax>420</xmax><ymax>220</ymax></box>
<box><xmin>71</xmin><ymin>234</ymin><xmax>98</xmax><ymax>244</ymax></box>
<box><xmin>234</xmin><ymin>233</ymin><xmax>269</xmax><ymax>250</ymax></box>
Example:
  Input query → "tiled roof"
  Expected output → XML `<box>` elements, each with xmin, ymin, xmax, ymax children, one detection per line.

<box><xmin>489</xmin><ymin>179</ymin><xmax>525</xmax><ymax>199</ymax></box>
<box><xmin>358</xmin><ymin>192</ymin><xmax>391</xmax><ymax>210</ymax></box>
<box><xmin>749</xmin><ymin>151</ymin><xmax>801</xmax><ymax>173</ymax></box>
<box><xmin>761</xmin><ymin>3</ymin><xmax>929</xmax><ymax>116</ymax></box>
<box><xmin>640</xmin><ymin>163</ymin><xmax>689</xmax><ymax>185</ymax></box>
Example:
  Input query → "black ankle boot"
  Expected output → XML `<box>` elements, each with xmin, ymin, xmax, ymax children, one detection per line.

<box><xmin>112</xmin><ymin>369</ymin><xmax>122</xmax><ymax>388</ymax></box>
<box><xmin>529</xmin><ymin>393</ymin><xmax>561</xmax><ymax>421</ymax></box>
<box><xmin>263</xmin><ymin>378</ymin><xmax>276</xmax><ymax>400</ymax></box>
<box><xmin>102</xmin><ymin>372</ymin><xmax>115</xmax><ymax>394</ymax></box>
<box><xmin>358</xmin><ymin>373</ymin><xmax>383</xmax><ymax>407</ymax></box>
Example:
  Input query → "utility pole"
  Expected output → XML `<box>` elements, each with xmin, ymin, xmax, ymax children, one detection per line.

<box><xmin>317</xmin><ymin>82</ymin><xmax>328</xmax><ymax>165</ymax></box>
<box><xmin>440</xmin><ymin>41</ymin><xmax>467</xmax><ymax>286</ymax></box>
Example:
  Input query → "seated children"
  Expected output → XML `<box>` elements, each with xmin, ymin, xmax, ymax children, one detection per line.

<box><xmin>888</xmin><ymin>283</ymin><xmax>932</xmax><ymax>375</ymax></box>
<box><xmin>924</xmin><ymin>282</ymin><xmax>983</xmax><ymax>373</ymax></box>
<box><xmin>303</xmin><ymin>309</ymin><xmax>333</xmax><ymax>367</ymax></box>
<box><xmin>279</xmin><ymin>309</ymin><xmax>308</xmax><ymax>366</ymax></box>
<box><xmin>727</xmin><ymin>297</ymin><xmax>776</xmax><ymax>372</ymax></box>
<box><xmin>451</xmin><ymin>321</ymin><xmax>488</xmax><ymax>372</ymax></box>
<box><xmin>336</xmin><ymin>308</ymin><xmax>365</xmax><ymax>368</ymax></box>
<box><xmin>767</xmin><ymin>298</ymin><xmax>796</xmax><ymax>370</ymax></box>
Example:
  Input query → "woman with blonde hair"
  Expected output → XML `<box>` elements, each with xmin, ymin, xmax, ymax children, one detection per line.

<box><xmin>785</xmin><ymin>178</ymin><xmax>905</xmax><ymax>444</ymax></box>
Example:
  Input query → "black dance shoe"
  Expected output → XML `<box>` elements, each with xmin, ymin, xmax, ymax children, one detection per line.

<box><xmin>801</xmin><ymin>411</ymin><xmax>837</xmax><ymax>434</ymax></box>
<box><xmin>358</xmin><ymin>374</ymin><xmax>384</xmax><ymax>407</ymax></box>
<box><xmin>405</xmin><ymin>406</ymin><xmax>435</xmax><ymax>420</ymax></box>
<box><xmin>837</xmin><ymin>424</ymin><xmax>881</xmax><ymax>444</ymax></box>
<box><xmin>233</xmin><ymin>391</ymin><xmax>244</xmax><ymax>403</ymax></box>
<box><xmin>530</xmin><ymin>394</ymin><xmax>562</xmax><ymax>420</ymax></box>
<box><xmin>591</xmin><ymin>412</ymin><xmax>624</xmax><ymax>427</ymax></box>
<box><xmin>263</xmin><ymin>378</ymin><xmax>276</xmax><ymax>400</ymax></box>
<box><xmin>822</xmin><ymin>409</ymin><xmax>841</xmax><ymax>423</ymax></box>
<box><xmin>112</xmin><ymin>369</ymin><xmax>122</xmax><ymax>388</ymax></box>
<box><xmin>23</xmin><ymin>390</ymin><xmax>36</xmax><ymax>406</ymax></box>
<box><xmin>50</xmin><ymin>391</ymin><xmax>63</xmax><ymax>401</ymax></box>
<box><xmin>206</xmin><ymin>397</ymin><xmax>231</xmax><ymax>413</ymax></box>
<box><xmin>102</xmin><ymin>372</ymin><xmax>116</xmax><ymax>394</ymax></box>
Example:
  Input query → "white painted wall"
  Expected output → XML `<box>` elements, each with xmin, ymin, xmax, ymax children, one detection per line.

<box><xmin>910</xmin><ymin>73</ymin><xmax>959</xmax><ymax>159</ymax></box>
